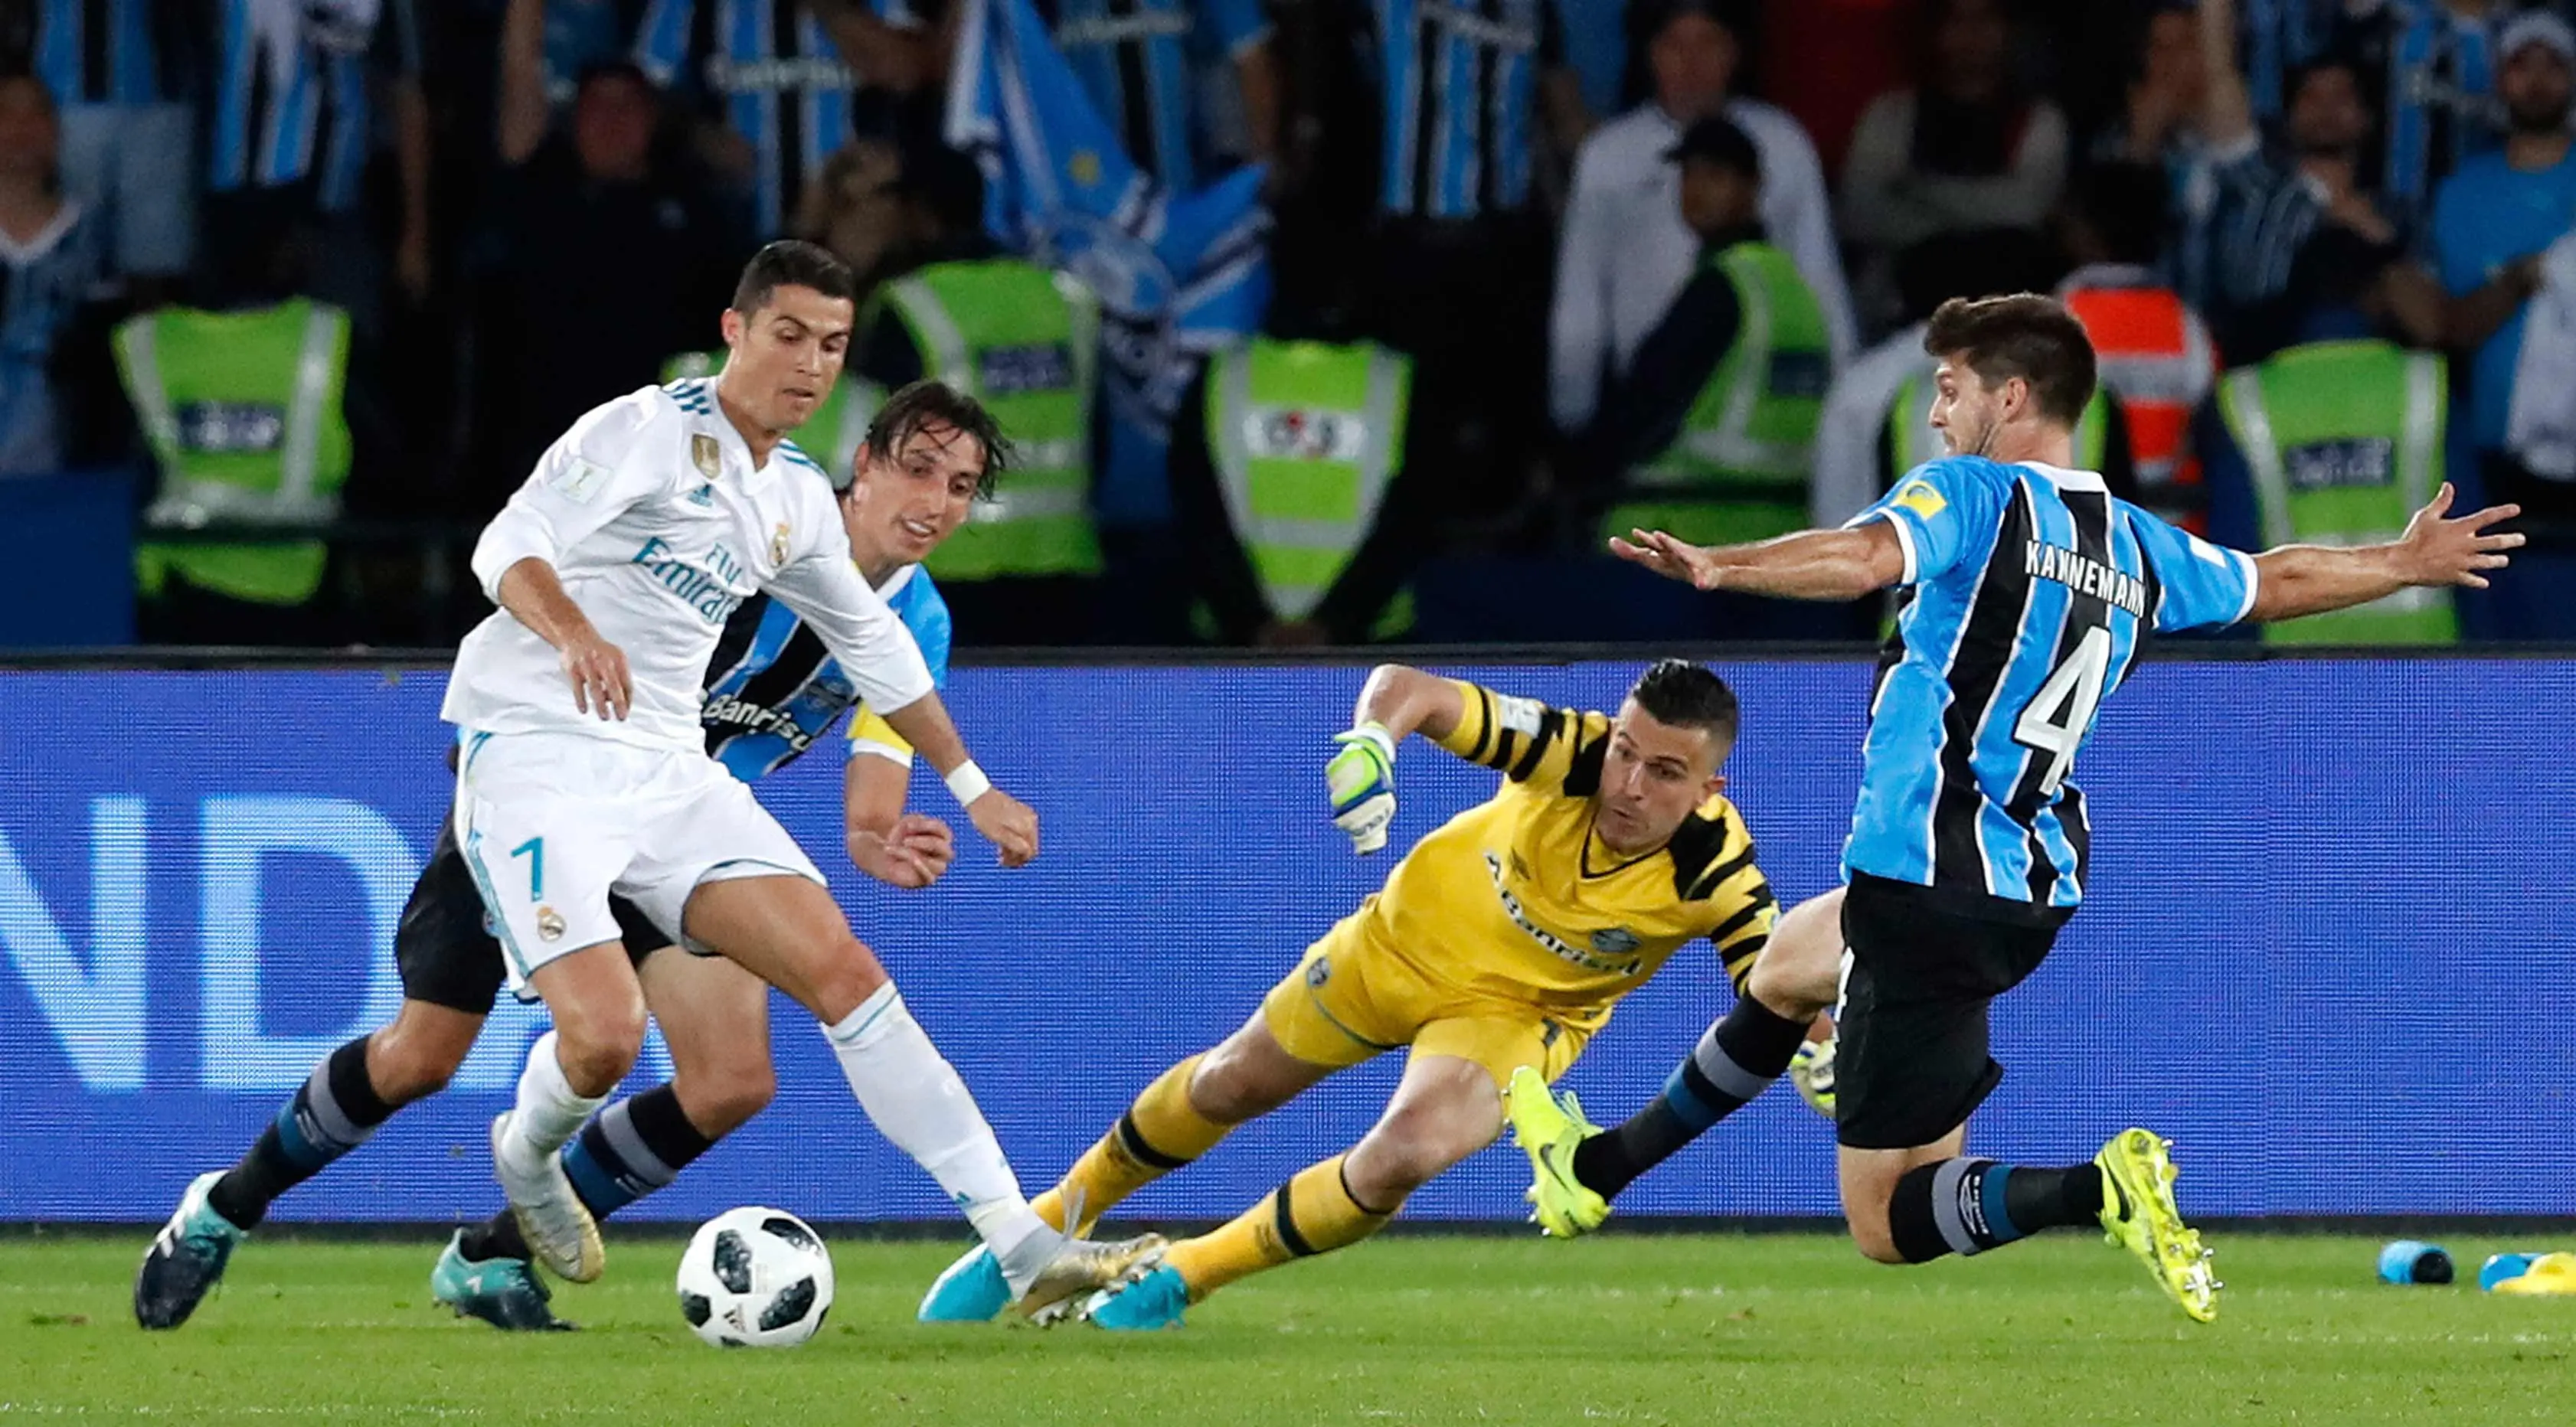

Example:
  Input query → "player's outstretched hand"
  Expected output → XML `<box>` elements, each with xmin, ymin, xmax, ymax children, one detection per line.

<box><xmin>1327</xmin><ymin>724</ymin><xmax>1397</xmax><ymax>855</ymax></box>
<box><xmin>2397</xmin><ymin>482</ymin><xmax>2522</xmax><ymax>589</ymax></box>
<box><xmin>1608</xmin><ymin>529</ymin><xmax>1722</xmax><ymax>589</ymax></box>
<box><xmin>560</xmin><ymin>631</ymin><xmax>633</xmax><ymax>720</ymax></box>
<box><xmin>968</xmin><ymin>789</ymin><xmax>1039</xmax><ymax>867</ymax></box>
<box><xmin>853</xmin><ymin>814</ymin><xmax>955</xmax><ymax>890</ymax></box>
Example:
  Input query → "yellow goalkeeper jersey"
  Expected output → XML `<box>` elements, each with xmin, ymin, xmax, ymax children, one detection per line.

<box><xmin>1345</xmin><ymin>679</ymin><xmax>1777</xmax><ymax>1030</ymax></box>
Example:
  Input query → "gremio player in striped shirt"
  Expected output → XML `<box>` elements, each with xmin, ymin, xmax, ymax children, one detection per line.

<box><xmin>136</xmin><ymin>260</ymin><xmax>1154</xmax><ymax>1327</ymax></box>
<box><xmin>1507</xmin><ymin>292</ymin><xmax>2519</xmax><ymax>1324</ymax></box>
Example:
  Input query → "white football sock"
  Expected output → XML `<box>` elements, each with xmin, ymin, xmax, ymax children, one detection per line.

<box><xmin>824</xmin><ymin>983</ymin><xmax>1058</xmax><ymax>1292</ymax></box>
<box><xmin>502</xmin><ymin>1030</ymin><xmax>609</xmax><ymax>1173</ymax></box>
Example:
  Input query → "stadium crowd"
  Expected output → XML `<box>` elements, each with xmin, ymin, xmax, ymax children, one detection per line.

<box><xmin>6</xmin><ymin>0</ymin><xmax>2576</xmax><ymax>648</ymax></box>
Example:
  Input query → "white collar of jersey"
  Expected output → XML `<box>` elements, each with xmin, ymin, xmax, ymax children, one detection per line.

<box><xmin>2015</xmin><ymin>461</ymin><xmax>2109</xmax><ymax>493</ymax></box>
<box><xmin>874</xmin><ymin>563</ymin><xmax>918</xmax><ymax>599</ymax></box>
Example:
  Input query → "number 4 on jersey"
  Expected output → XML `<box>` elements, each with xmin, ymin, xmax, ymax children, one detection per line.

<box><xmin>2012</xmin><ymin>626</ymin><xmax>2112</xmax><ymax>797</ymax></box>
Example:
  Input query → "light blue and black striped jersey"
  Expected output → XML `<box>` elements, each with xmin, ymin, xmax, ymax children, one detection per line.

<box><xmin>1370</xmin><ymin>0</ymin><xmax>1564</xmax><ymax>220</ymax></box>
<box><xmin>636</xmin><ymin>0</ymin><xmax>853</xmax><ymax>239</ymax></box>
<box><xmin>877</xmin><ymin>0</ymin><xmax>1270</xmax><ymax>191</ymax></box>
<box><xmin>2361</xmin><ymin>2</ymin><xmax>2499</xmax><ymax>223</ymax></box>
<box><xmin>701</xmin><ymin>557</ymin><xmax>954</xmax><ymax>781</ymax></box>
<box><xmin>1842</xmin><ymin>456</ymin><xmax>2260</xmax><ymax>913</ymax></box>
<box><xmin>208</xmin><ymin>0</ymin><xmax>421</xmax><ymax>211</ymax></box>
<box><xmin>31</xmin><ymin>0</ymin><xmax>178</xmax><ymax>107</ymax></box>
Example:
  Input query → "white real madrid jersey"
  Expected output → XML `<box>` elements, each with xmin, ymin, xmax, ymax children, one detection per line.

<box><xmin>443</xmin><ymin>378</ymin><xmax>933</xmax><ymax>753</ymax></box>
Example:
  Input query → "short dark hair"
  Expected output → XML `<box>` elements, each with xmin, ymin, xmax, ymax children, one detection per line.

<box><xmin>1629</xmin><ymin>660</ymin><xmax>1741</xmax><ymax>746</ymax></box>
<box><xmin>852</xmin><ymin>380</ymin><xmax>1014</xmax><ymax>501</ymax></box>
<box><xmin>1921</xmin><ymin>292</ymin><xmax>2097</xmax><ymax>425</ymax></box>
<box><xmin>731</xmin><ymin>239</ymin><xmax>855</xmax><ymax>316</ymax></box>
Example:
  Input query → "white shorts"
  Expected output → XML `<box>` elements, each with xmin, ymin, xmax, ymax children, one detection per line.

<box><xmin>453</xmin><ymin>730</ymin><xmax>824</xmax><ymax>988</ymax></box>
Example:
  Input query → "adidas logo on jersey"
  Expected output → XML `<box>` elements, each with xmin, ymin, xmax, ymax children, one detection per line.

<box><xmin>688</xmin><ymin>483</ymin><xmax>716</xmax><ymax>506</ymax></box>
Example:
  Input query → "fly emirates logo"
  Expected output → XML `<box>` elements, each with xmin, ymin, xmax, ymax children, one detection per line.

<box><xmin>630</xmin><ymin>536</ymin><xmax>748</xmax><ymax>625</ymax></box>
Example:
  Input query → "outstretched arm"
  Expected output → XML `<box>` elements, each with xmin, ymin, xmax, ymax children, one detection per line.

<box><xmin>2248</xmin><ymin>484</ymin><xmax>2520</xmax><ymax>622</ymax></box>
<box><xmin>1349</xmin><ymin>663</ymin><xmax>1466</xmax><ymax>746</ymax></box>
<box><xmin>1326</xmin><ymin>665</ymin><xmax>1466</xmax><ymax>856</ymax></box>
<box><xmin>1609</xmin><ymin>522</ymin><xmax>1910</xmax><ymax>602</ymax></box>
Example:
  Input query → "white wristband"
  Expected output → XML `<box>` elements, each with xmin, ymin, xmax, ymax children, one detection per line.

<box><xmin>944</xmin><ymin>759</ymin><xmax>992</xmax><ymax>806</ymax></box>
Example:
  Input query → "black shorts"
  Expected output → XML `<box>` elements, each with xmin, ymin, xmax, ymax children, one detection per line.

<box><xmin>1833</xmin><ymin>874</ymin><xmax>2066</xmax><ymax>1150</ymax></box>
<box><xmin>396</xmin><ymin>824</ymin><xmax>674</xmax><ymax>1014</ymax></box>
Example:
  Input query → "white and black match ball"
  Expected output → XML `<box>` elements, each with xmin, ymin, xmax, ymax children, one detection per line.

<box><xmin>675</xmin><ymin>1207</ymin><xmax>836</xmax><ymax>1347</ymax></box>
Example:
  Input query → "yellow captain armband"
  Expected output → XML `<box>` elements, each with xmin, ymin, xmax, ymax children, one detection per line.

<box><xmin>846</xmin><ymin>707</ymin><xmax>915</xmax><ymax>767</ymax></box>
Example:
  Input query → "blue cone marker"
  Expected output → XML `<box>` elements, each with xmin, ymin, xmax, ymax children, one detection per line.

<box><xmin>2379</xmin><ymin>1241</ymin><xmax>2455</xmax><ymax>1285</ymax></box>
<box><xmin>2481</xmin><ymin>1253</ymin><xmax>2541</xmax><ymax>1291</ymax></box>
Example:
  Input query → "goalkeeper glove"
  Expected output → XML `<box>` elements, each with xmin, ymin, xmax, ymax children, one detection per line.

<box><xmin>1326</xmin><ymin>722</ymin><xmax>1398</xmax><ymax>854</ymax></box>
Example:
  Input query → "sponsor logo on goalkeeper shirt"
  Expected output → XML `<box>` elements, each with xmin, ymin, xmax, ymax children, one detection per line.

<box><xmin>1484</xmin><ymin>852</ymin><xmax>1643</xmax><ymax>975</ymax></box>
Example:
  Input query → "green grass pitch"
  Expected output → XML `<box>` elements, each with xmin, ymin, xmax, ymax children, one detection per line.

<box><xmin>2</xmin><ymin>1233</ymin><xmax>2570</xmax><ymax>1424</ymax></box>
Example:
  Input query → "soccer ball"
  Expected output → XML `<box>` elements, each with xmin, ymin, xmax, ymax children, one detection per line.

<box><xmin>675</xmin><ymin>1207</ymin><xmax>835</xmax><ymax>1347</ymax></box>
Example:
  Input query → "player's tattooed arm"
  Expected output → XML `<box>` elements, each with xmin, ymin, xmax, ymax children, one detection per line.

<box><xmin>2250</xmin><ymin>483</ymin><xmax>2522</xmax><ymax>622</ymax></box>
<box><xmin>1610</xmin><ymin>522</ymin><xmax>1906</xmax><ymax>602</ymax></box>
<box><xmin>494</xmin><ymin>557</ymin><xmax>633</xmax><ymax>720</ymax></box>
<box><xmin>1349</xmin><ymin>664</ymin><xmax>1468</xmax><ymax>746</ymax></box>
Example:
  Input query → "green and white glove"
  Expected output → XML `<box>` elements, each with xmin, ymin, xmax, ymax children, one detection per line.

<box><xmin>1326</xmin><ymin>722</ymin><xmax>1398</xmax><ymax>854</ymax></box>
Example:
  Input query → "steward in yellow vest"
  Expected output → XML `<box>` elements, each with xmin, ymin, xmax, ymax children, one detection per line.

<box><xmin>117</xmin><ymin>299</ymin><xmax>353</xmax><ymax>641</ymax></box>
<box><xmin>1586</xmin><ymin>118</ymin><xmax>1828</xmax><ymax>552</ymax></box>
<box><xmin>1172</xmin><ymin>337</ymin><xmax>1430</xmax><ymax>645</ymax></box>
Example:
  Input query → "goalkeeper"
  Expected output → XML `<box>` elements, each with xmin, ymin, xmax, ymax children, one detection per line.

<box><xmin>915</xmin><ymin>660</ymin><xmax>1784</xmax><ymax>1328</ymax></box>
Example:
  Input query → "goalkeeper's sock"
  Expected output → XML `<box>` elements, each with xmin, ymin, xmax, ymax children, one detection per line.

<box><xmin>1035</xmin><ymin>1053</ymin><xmax>1232</xmax><ymax>1235</ymax></box>
<box><xmin>460</xmin><ymin>1082</ymin><xmax>721</xmax><ymax>1263</ymax></box>
<box><xmin>822</xmin><ymin>985</ymin><xmax>1058</xmax><ymax>1294</ymax></box>
<box><xmin>1162</xmin><ymin>1154</ymin><xmax>1394</xmax><ymax>1297</ymax></box>
<box><xmin>1571</xmin><ymin>997</ymin><xmax>1807</xmax><ymax>1198</ymax></box>
<box><xmin>1885</xmin><ymin>1161</ymin><xmax>2105</xmax><ymax>1263</ymax></box>
<box><xmin>208</xmin><ymin>1035</ymin><xmax>400</xmax><ymax>1229</ymax></box>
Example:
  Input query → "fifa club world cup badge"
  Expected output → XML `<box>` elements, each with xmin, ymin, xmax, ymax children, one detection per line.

<box><xmin>691</xmin><ymin>433</ymin><xmax>721</xmax><ymax>479</ymax></box>
<box><xmin>770</xmin><ymin>522</ymin><xmax>792</xmax><ymax>567</ymax></box>
<box><xmin>535</xmin><ymin>906</ymin><xmax>567</xmax><ymax>942</ymax></box>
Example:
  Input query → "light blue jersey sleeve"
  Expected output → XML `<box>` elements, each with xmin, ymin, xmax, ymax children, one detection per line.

<box><xmin>845</xmin><ymin>572</ymin><xmax>952</xmax><ymax>762</ymax></box>
<box><xmin>2128</xmin><ymin>504</ymin><xmax>2261</xmax><ymax>632</ymax></box>
<box><xmin>1843</xmin><ymin>456</ymin><xmax>2012</xmax><ymax>586</ymax></box>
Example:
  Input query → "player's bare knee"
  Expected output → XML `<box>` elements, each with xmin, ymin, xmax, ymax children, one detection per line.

<box><xmin>1746</xmin><ymin>958</ymin><xmax>1830</xmax><ymax>1024</ymax></box>
<box><xmin>365</xmin><ymin>1004</ymin><xmax>480</xmax><ymax>1105</ymax></box>
<box><xmin>364</xmin><ymin>1035</ymin><xmax>459</xmax><ymax>1105</ymax></box>
<box><xmin>1849</xmin><ymin>1220</ymin><xmax>1908</xmax><ymax>1265</ymax></box>
<box><xmin>1842</xmin><ymin>1193</ymin><xmax>1907</xmax><ymax>1264</ymax></box>
<box><xmin>1185</xmin><ymin>1045</ymin><xmax>1280</xmax><ymax>1124</ymax></box>
<box><xmin>803</xmin><ymin>935</ymin><xmax>891</xmax><ymax>1024</ymax></box>
<box><xmin>555</xmin><ymin>995</ymin><xmax>647</xmax><ymax>1093</ymax></box>
<box><xmin>1355</xmin><ymin>1107</ymin><xmax>1487</xmax><ymax>1192</ymax></box>
<box><xmin>678</xmin><ymin>1060</ymin><xmax>776</xmax><ymax>1137</ymax></box>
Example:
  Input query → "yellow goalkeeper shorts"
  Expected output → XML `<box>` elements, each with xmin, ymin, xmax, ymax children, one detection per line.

<box><xmin>1260</xmin><ymin>918</ymin><xmax>1590</xmax><ymax>1090</ymax></box>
